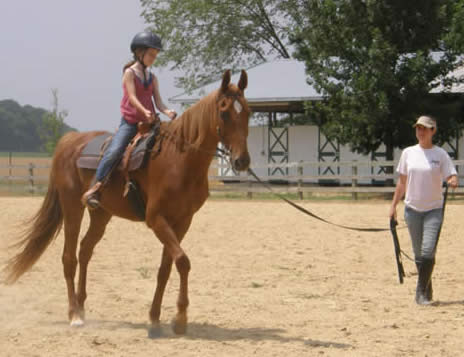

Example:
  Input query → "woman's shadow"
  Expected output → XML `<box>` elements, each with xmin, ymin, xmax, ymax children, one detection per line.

<box><xmin>431</xmin><ymin>299</ymin><xmax>464</xmax><ymax>307</ymax></box>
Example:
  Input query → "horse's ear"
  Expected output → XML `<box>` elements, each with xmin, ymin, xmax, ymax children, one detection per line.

<box><xmin>238</xmin><ymin>70</ymin><xmax>247</xmax><ymax>91</ymax></box>
<box><xmin>221</xmin><ymin>70</ymin><xmax>231</xmax><ymax>93</ymax></box>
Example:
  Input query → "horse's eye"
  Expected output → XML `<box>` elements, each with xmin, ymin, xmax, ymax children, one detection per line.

<box><xmin>220</xmin><ymin>99</ymin><xmax>228</xmax><ymax>110</ymax></box>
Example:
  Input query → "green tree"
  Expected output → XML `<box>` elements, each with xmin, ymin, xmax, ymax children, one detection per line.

<box><xmin>40</xmin><ymin>89</ymin><xmax>68</xmax><ymax>155</ymax></box>
<box><xmin>292</xmin><ymin>0</ymin><xmax>464</xmax><ymax>160</ymax></box>
<box><xmin>140</xmin><ymin>0</ymin><xmax>294</xmax><ymax>89</ymax></box>
<box><xmin>445</xmin><ymin>0</ymin><xmax>464</xmax><ymax>52</ymax></box>
<box><xmin>0</xmin><ymin>99</ymin><xmax>76</xmax><ymax>152</ymax></box>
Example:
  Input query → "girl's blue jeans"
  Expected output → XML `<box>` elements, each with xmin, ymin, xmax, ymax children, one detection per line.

<box><xmin>95</xmin><ymin>118</ymin><xmax>137</xmax><ymax>182</ymax></box>
<box><xmin>404</xmin><ymin>205</ymin><xmax>443</xmax><ymax>260</ymax></box>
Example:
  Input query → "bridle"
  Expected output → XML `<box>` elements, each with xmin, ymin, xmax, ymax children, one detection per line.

<box><xmin>152</xmin><ymin>92</ymin><xmax>246</xmax><ymax>167</ymax></box>
<box><xmin>215</xmin><ymin>92</ymin><xmax>247</xmax><ymax>171</ymax></box>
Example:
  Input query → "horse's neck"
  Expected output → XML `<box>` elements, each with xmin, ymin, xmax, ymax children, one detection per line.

<box><xmin>157</xmin><ymin>102</ymin><xmax>218</xmax><ymax>179</ymax></box>
<box><xmin>167</xmin><ymin>97</ymin><xmax>219</xmax><ymax>156</ymax></box>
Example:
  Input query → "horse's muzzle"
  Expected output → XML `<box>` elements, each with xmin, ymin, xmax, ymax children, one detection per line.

<box><xmin>233</xmin><ymin>153</ymin><xmax>250</xmax><ymax>171</ymax></box>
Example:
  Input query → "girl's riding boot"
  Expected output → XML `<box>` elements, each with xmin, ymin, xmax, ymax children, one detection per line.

<box><xmin>81</xmin><ymin>179</ymin><xmax>102</xmax><ymax>209</ymax></box>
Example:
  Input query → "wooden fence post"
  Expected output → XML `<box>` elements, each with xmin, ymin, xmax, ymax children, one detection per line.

<box><xmin>297</xmin><ymin>161</ymin><xmax>303</xmax><ymax>200</ymax></box>
<box><xmin>352</xmin><ymin>160</ymin><xmax>358</xmax><ymax>200</ymax></box>
<box><xmin>28</xmin><ymin>163</ymin><xmax>35</xmax><ymax>194</ymax></box>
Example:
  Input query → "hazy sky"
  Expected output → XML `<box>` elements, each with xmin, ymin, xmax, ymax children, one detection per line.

<box><xmin>0</xmin><ymin>1</ymin><xmax>182</xmax><ymax>132</ymax></box>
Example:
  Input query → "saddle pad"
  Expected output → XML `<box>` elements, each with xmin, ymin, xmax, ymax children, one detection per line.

<box><xmin>77</xmin><ymin>128</ymin><xmax>158</xmax><ymax>171</ymax></box>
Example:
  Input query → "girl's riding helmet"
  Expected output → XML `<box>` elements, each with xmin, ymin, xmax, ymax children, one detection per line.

<box><xmin>130</xmin><ymin>31</ymin><xmax>163</xmax><ymax>52</ymax></box>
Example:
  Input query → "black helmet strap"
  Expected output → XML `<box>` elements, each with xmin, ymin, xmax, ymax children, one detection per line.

<box><xmin>134</xmin><ymin>48</ymin><xmax>150</xmax><ymax>88</ymax></box>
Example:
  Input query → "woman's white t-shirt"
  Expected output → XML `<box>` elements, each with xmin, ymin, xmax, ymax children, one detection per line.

<box><xmin>397</xmin><ymin>144</ymin><xmax>456</xmax><ymax>212</ymax></box>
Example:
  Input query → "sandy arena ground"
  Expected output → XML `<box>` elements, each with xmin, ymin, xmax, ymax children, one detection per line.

<box><xmin>1</xmin><ymin>196</ymin><xmax>464</xmax><ymax>357</ymax></box>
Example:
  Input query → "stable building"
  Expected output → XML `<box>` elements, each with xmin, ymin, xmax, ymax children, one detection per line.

<box><xmin>169</xmin><ymin>60</ymin><xmax>464</xmax><ymax>185</ymax></box>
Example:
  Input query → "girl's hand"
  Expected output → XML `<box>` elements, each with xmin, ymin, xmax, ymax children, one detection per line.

<box><xmin>167</xmin><ymin>109</ymin><xmax>177</xmax><ymax>120</ymax></box>
<box><xmin>143</xmin><ymin>109</ymin><xmax>154</xmax><ymax>122</ymax></box>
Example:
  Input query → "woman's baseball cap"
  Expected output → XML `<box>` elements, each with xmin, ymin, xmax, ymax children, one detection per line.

<box><xmin>413</xmin><ymin>116</ymin><xmax>436</xmax><ymax>128</ymax></box>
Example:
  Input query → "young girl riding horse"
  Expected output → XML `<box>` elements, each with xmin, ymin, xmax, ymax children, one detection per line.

<box><xmin>81</xmin><ymin>31</ymin><xmax>177</xmax><ymax>208</ymax></box>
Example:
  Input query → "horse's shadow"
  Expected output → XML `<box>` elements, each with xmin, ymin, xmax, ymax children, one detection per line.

<box><xmin>51</xmin><ymin>319</ymin><xmax>351</xmax><ymax>349</ymax></box>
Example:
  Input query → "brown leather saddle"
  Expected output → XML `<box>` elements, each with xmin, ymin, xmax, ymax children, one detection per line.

<box><xmin>77</xmin><ymin>121</ymin><xmax>160</xmax><ymax>173</ymax></box>
<box><xmin>77</xmin><ymin>122</ymin><xmax>161</xmax><ymax>220</ymax></box>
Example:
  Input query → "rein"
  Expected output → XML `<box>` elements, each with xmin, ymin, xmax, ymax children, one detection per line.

<box><xmin>434</xmin><ymin>183</ymin><xmax>449</xmax><ymax>251</ymax></box>
<box><xmin>219</xmin><ymin>159</ymin><xmax>391</xmax><ymax>232</ymax></box>
<box><xmin>154</xmin><ymin>98</ymin><xmax>394</xmax><ymax>234</ymax></box>
<box><xmin>153</xmin><ymin>98</ymin><xmax>236</xmax><ymax>159</ymax></box>
<box><xmin>159</xmin><ymin>123</ymin><xmax>400</xmax><ymax>234</ymax></box>
<box><xmin>390</xmin><ymin>183</ymin><xmax>449</xmax><ymax>284</ymax></box>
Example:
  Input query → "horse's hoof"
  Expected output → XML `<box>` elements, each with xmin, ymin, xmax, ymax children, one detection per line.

<box><xmin>148</xmin><ymin>322</ymin><xmax>162</xmax><ymax>339</ymax></box>
<box><xmin>70</xmin><ymin>317</ymin><xmax>85</xmax><ymax>327</ymax></box>
<box><xmin>172</xmin><ymin>315</ymin><xmax>187</xmax><ymax>335</ymax></box>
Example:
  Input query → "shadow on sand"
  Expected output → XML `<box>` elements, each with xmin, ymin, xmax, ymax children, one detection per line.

<box><xmin>50</xmin><ymin>319</ymin><xmax>352</xmax><ymax>350</ymax></box>
<box><xmin>431</xmin><ymin>299</ymin><xmax>464</xmax><ymax>307</ymax></box>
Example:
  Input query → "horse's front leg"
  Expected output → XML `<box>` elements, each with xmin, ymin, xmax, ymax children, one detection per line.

<box><xmin>148</xmin><ymin>247</ymin><xmax>173</xmax><ymax>336</ymax></box>
<box><xmin>148</xmin><ymin>215</ymin><xmax>191</xmax><ymax>335</ymax></box>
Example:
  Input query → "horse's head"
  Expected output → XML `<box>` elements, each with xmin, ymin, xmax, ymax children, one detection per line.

<box><xmin>216</xmin><ymin>69</ymin><xmax>251</xmax><ymax>171</ymax></box>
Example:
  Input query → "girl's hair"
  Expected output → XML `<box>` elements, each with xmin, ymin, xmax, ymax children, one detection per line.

<box><xmin>123</xmin><ymin>48</ymin><xmax>146</xmax><ymax>73</ymax></box>
<box><xmin>123</xmin><ymin>60</ymin><xmax>136</xmax><ymax>73</ymax></box>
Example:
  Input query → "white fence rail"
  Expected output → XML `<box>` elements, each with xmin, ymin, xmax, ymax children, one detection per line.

<box><xmin>2</xmin><ymin>160</ymin><xmax>464</xmax><ymax>198</ymax></box>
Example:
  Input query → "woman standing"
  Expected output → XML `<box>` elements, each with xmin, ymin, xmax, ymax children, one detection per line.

<box><xmin>389</xmin><ymin>115</ymin><xmax>458</xmax><ymax>305</ymax></box>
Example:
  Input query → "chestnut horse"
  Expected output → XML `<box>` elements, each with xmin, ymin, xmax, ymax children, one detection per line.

<box><xmin>3</xmin><ymin>70</ymin><xmax>250</xmax><ymax>335</ymax></box>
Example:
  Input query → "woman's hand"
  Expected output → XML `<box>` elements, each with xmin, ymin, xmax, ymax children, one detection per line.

<box><xmin>447</xmin><ymin>175</ymin><xmax>458</xmax><ymax>189</ymax></box>
<box><xmin>389</xmin><ymin>205</ymin><xmax>397</xmax><ymax>220</ymax></box>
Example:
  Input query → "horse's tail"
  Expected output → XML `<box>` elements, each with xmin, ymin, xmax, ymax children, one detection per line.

<box><xmin>3</xmin><ymin>174</ymin><xmax>63</xmax><ymax>284</ymax></box>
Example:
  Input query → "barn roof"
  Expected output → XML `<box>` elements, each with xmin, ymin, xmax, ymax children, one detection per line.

<box><xmin>169</xmin><ymin>60</ymin><xmax>322</xmax><ymax>113</ymax></box>
<box><xmin>430</xmin><ymin>65</ymin><xmax>464</xmax><ymax>94</ymax></box>
<box><xmin>169</xmin><ymin>59</ymin><xmax>464</xmax><ymax>112</ymax></box>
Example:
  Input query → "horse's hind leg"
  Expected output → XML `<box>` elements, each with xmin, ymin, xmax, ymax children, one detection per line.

<box><xmin>74</xmin><ymin>208</ymin><xmax>112</xmax><ymax>326</ymax></box>
<box><xmin>60</xmin><ymin>195</ymin><xmax>85</xmax><ymax>326</ymax></box>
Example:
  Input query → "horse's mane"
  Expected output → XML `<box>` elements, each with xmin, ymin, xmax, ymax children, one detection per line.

<box><xmin>161</xmin><ymin>90</ymin><xmax>220</xmax><ymax>152</ymax></box>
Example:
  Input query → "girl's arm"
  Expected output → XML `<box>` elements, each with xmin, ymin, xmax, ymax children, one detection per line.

<box><xmin>152</xmin><ymin>75</ymin><xmax>177</xmax><ymax>120</ymax></box>
<box><xmin>389</xmin><ymin>174</ymin><xmax>407</xmax><ymax>219</ymax></box>
<box><xmin>123</xmin><ymin>69</ymin><xmax>154</xmax><ymax>121</ymax></box>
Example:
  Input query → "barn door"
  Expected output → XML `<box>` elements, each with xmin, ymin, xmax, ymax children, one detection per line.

<box><xmin>268</xmin><ymin>127</ymin><xmax>289</xmax><ymax>177</ymax></box>
<box><xmin>318</xmin><ymin>128</ymin><xmax>340</xmax><ymax>184</ymax></box>
<box><xmin>371</xmin><ymin>150</ymin><xmax>387</xmax><ymax>185</ymax></box>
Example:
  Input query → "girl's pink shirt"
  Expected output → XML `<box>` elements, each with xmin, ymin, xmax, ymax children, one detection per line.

<box><xmin>120</xmin><ymin>70</ymin><xmax>155</xmax><ymax>124</ymax></box>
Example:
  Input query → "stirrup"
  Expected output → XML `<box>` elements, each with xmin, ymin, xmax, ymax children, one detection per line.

<box><xmin>81</xmin><ymin>181</ymin><xmax>102</xmax><ymax>209</ymax></box>
<box><xmin>85</xmin><ymin>194</ymin><xmax>100</xmax><ymax>209</ymax></box>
